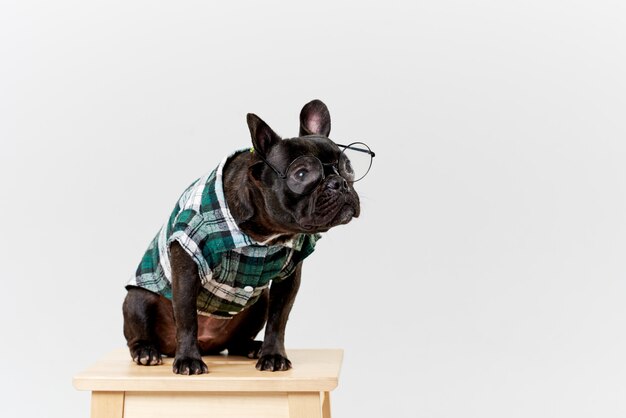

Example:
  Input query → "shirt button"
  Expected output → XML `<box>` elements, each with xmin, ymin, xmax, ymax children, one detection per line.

<box><xmin>244</xmin><ymin>286</ymin><xmax>254</xmax><ymax>292</ymax></box>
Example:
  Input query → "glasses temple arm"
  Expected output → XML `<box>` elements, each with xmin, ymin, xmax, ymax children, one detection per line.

<box><xmin>335</xmin><ymin>143</ymin><xmax>376</xmax><ymax>158</ymax></box>
<box><xmin>253</xmin><ymin>149</ymin><xmax>288</xmax><ymax>178</ymax></box>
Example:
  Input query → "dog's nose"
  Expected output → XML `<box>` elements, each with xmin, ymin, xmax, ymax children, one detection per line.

<box><xmin>325</xmin><ymin>175</ymin><xmax>348</xmax><ymax>191</ymax></box>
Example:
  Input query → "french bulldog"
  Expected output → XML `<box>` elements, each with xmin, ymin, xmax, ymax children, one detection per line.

<box><xmin>123</xmin><ymin>99</ymin><xmax>362</xmax><ymax>374</ymax></box>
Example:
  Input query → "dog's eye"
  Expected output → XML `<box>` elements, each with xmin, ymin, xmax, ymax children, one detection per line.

<box><xmin>295</xmin><ymin>169</ymin><xmax>309</xmax><ymax>180</ymax></box>
<box><xmin>285</xmin><ymin>156</ymin><xmax>324</xmax><ymax>194</ymax></box>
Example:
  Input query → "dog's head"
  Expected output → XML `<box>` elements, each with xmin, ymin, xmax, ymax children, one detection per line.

<box><xmin>244</xmin><ymin>100</ymin><xmax>363</xmax><ymax>234</ymax></box>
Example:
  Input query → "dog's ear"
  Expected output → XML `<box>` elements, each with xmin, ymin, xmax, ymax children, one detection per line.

<box><xmin>299</xmin><ymin>99</ymin><xmax>331</xmax><ymax>137</ymax></box>
<box><xmin>247</xmin><ymin>113</ymin><xmax>281</xmax><ymax>157</ymax></box>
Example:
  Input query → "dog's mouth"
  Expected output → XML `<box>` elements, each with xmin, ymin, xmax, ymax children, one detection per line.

<box><xmin>298</xmin><ymin>191</ymin><xmax>360</xmax><ymax>232</ymax></box>
<box><xmin>331</xmin><ymin>202</ymin><xmax>356</xmax><ymax>224</ymax></box>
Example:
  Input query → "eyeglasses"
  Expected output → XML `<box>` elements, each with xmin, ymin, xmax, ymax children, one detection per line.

<box><xmin>255</xmin><ymin>142</ymin><xmax>375</xmax><ymax>195</ymax></box>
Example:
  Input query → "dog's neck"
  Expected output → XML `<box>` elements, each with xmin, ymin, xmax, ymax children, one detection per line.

<box><xmin>223</xmin><ymin>152</ymin><xmax>295</xmax><ymax>246</ymax></box>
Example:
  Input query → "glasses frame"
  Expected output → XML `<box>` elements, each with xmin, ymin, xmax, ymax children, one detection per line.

<box><xmin>254</xmin><ymin>141</ymin><xmax>375</xmax><ymax>194</ymax></box>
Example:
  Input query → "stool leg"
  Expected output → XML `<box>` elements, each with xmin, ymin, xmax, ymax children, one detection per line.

<box><xmin>91</xmin><ymin>391</ymin><xmax>124</xmax><ymax>418</ymax></box>
<box><xmin>288</xmin><ymin>392</ymin><xmax>323</xmax><ymax>418</ymax></box>
<box><xmin>321</xmin><ymin>391</ymin><xmax>331</xmax><ymax>418</ymax></box>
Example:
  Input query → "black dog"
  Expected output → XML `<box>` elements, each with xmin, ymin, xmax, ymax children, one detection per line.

<box><xmin>123</xmin><ymin>100</ymin><xmax>365</xmax><ymax>374</ymax></box>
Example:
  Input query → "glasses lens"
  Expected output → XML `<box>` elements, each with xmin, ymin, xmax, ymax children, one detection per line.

<box><xmin>339</xmin><ymin>142</ymin><xmax>373</xmax><ymax>182</ymax></box>
<box><xmin>285</xmin><ymin>156</ymin><xmax>324</xmax><ymax>194</ymax></box>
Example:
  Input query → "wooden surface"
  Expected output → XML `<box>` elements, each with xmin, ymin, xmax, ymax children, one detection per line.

<box><xmin>91</xmin><ymin>392</ymin><xmax>124</xmax><ymax>418</ymax></box>
<box><xmin>288</xmin><ymin>393</ymin><xmax>323</xmax><ymax>417</ymax></box>
<box><xmin>321</xmin><ymin>391</ymin><xmax>331</xmax><ymax>418</ymax></box>
<box><xmin>122</xmin><ymin>392</ymin><xmax>290</xmax><ymax>418</ymax></box>
<box><xmin>74</xmin><ymin>348</ymin><xmax>343</xmax><ymax>393</ymax></box>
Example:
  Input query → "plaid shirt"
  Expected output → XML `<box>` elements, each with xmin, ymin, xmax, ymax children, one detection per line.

<box><xmin>127</xmin><ymin>150</ymin><xmax>319</xmax><ymax>318</ymax></box>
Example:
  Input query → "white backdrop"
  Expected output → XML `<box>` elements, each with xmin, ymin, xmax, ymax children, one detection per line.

<box><xmin>1</xmin><ymin>1</ymin><xmax>625</xmax><ymax>417</ymax></box>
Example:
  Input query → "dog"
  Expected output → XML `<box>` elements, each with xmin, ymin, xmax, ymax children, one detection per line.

<box><xmin>123</xmin><ymin>99</ymin><xmax>367</xmax><ymax>374</ymax></box>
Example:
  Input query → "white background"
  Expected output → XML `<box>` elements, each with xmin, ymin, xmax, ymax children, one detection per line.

<box><xmin>1</xmin><ymin>1</ymin><xmax>625</xmax><ymax>417</ymax></box>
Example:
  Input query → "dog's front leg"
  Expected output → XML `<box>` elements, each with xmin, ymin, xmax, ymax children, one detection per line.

<box><xmin>170</xmin><ymin>241</ymin><xmax>208</xmax><ymax>375</ymax></box>
<box><xmin>256</xmin><ymin>263</ymin><xmax>302</xmax><ymax>371</ymax></box>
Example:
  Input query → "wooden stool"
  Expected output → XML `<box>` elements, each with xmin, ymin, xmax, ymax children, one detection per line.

<box><xmin>73</xmin><ymin>348</ymin><xmax>342</xmax><ymax>418</ymax></box>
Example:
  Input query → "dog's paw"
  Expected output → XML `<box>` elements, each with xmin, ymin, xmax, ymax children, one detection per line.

<box><xmin>172</xmin><ymin>356</ymin><xmax>208</xmax><ymax>375</ymax></box>
<box><xmin>131</xmin><ymin>344</ymin><xmax>162</xmax><ymax>366</ymax></box>
<box><xmin>256</xmin><ymin>354</ymin><xmax>292</xmax><ymax>372</ymax></box>
<box><xmin>228</xmin><ymin>340</ymin><xmax>263</xmax><ymax>359</ymax></box>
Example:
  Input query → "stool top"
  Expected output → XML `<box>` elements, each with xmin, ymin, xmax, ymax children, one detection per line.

<box><xmin>73</xmin><ymin>348</ymin><xmax>343</xmax><ymax>392</ymax></box>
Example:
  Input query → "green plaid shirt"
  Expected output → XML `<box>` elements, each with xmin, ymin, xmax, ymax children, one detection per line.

<box><xmin>127</xmin><ymin>150</ymin><xmax>319</xmax><ymax>318</ymax></box>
